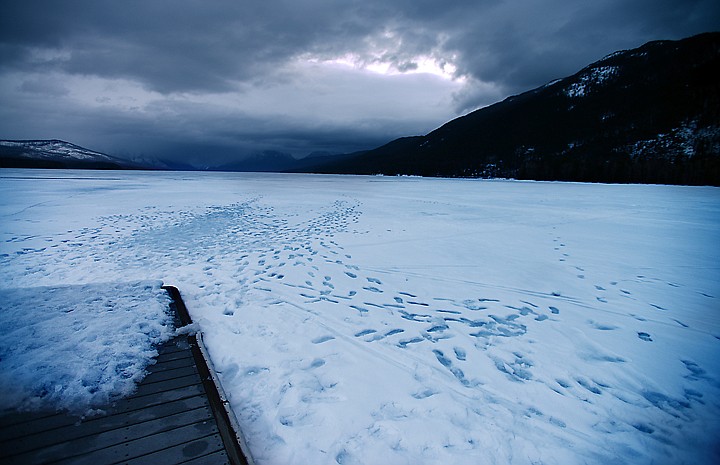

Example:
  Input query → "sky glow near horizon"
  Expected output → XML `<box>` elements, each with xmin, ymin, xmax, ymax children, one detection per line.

<box><xmin>315</xmin><ymin>53</ymin><xmax>461</xmax><ymax>80</ymax></box>
<box><xmin>0</xmin><ymin>0</ymin><xmax>718</xmax><ymax>165</ymax></box>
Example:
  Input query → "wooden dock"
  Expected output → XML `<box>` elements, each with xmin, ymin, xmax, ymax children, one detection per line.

<box><xmin>0</xmin><ymin>286</ymin><xmax>252</xmax><ymax>465</ymax></box>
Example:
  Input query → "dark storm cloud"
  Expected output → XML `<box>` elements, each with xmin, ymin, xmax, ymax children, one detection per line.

<box><xmin>0</xmin><ymin>87</ymin><xmax>408</xmax><ymax>165</ymax></box>
<box><xmin>3</xmin><ymin>0</ymin><xmax>715</xmax><ymax>93</ymax></box>
<box><xmin>1</xmin><ymin>0</ymin><xmax>383</xmax><ymax>93</ymax></box>
<box><xmin>1</xmin><ymin>0</ymin><xmax>718</xmax><ymax>165</ymax></box>
<box><xmin>439</xmin><ymin>0</ymin><xmax>720</xmax><ymax>109</ymax></box>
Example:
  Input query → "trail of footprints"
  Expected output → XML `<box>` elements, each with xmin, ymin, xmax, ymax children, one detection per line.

<box><xmin>202</xmin><ymin>201</ymin><xmax>701</xmax><ymax>403</ymax></box>
<box><xmin>246</xmin><ymin>210</ymin><xmax>714</xmax><ymax>420</ymax></box>
<box><xmin>548</xmin><ymin>230</ymin><xmax>708</xmax><ymax>343</ymax></box>
<box><xmin>9</xmin><ymin>196</ymin><xmax>709</xmax><ymax>433</ymax></box>
<box><xmin>239</xmin><ymin>204</ymin><xmax>579</xmax><ymax>394</ymax></box>
<box><xmin>197</xmin><ymin>201</ymin><xmax>543</xmax><ymax>388</ymax></box>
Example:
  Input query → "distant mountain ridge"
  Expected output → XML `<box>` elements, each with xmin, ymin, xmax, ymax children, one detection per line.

<box><xmin>306</xmin><ymin>32</ymin><xmax>720</xmax><ymax>185</ymax></box>
<box><xmin>0</xmin><ymin>139</ymin><xmax>140</xmax><ymax>170</ymax></box>
<box><xmin>0</xmin><ymin>139</ymin><xmax>349</xmax><ymax>173</ymax></box>
<box><xmin>211</xmin><ymin>150</ymin><xmax>356</xmax><ymax>172</ymax></box>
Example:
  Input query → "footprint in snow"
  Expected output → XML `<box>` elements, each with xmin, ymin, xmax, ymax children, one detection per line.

<box><xmin>412</xmin><ymin>388</ymin><xmax>438</xmax><ymax>399</ymax></box>
<box><xmin>363</xmin><ymin>286</ymin><xmax>382</xmax><ymax>293</ymax></box>
<box><xmin>549</xmin><ymin>417</ymin><xmax>566</xmax><ymax>428</ymax></box>
<box><xmin>382</xmin><ymin>302</ymin><xmax>404</xmax><ymax>309</ymax></box>
<box><xmin>637</xmin><ymin>332</ymin><xmax>652</xmax><ymax>342</ymax></box>
<box><xmin>305</xmin><ymin>358</ymin><xmax>326</xmax><ymax>370</ymax></box>
<box><xmin>556</xmin><ymin>379</ymin><xmax>571</xmax><ymax>388</ymax></box>
<box><xmin>588</xmin><ymin>320</ymin><xmax>618</xmax><ymax>330</ymax></box>
<box><xmin>398</xmin><ymin>337</ymin><xmax>424</xmax><ymax>348</ymax></box>
<box><xmin>350</xmin><ymin>305</ymin><xmax>368</xmax><ymax>316</ymax></box>
<box><xmin>335</xmin><ymin>449</ymin><xmax>352</xmax><ymax>464</ymax></box>
<box><xmin>354</xmin><ymin>329</ymin><xmax>376</xmax><ymax>337</ymax></box>
<box><xmin>436</xmin><ymin>309</ymin><xmax>461</xmax><ymax>315</ymax></box>
<box><xmin>576</xmin><ymin>377</ymin><xmax>602</xmax><ymax>395</ymax></box>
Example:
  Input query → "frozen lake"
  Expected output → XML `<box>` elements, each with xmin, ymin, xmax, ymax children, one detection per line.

<box><xmin>1</xmin><ymin>170</ymin><xmax>719</xmax><ymax>464</ymax></box>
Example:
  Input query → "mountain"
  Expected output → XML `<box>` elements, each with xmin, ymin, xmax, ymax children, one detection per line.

<box><xmin>213</xmin><ymin>151</ymin><xmax>301</xmax><ymax>172</ymax></box>
<box><xmin>0</xmin><ymin>139</ymin><xmax>352</xmax><ymax>172</ymax></box>
<box><xmin>215</xmin><ymin>150</ymin><xmax>357</xmax><ymax>172</ymax></box>
<box><xmin>306</xmin><ymin>32</ymin><xmax>720</xmax><ymax>185</ymax></box>
<box><xmin>0</xmin><ymin>139</ymin><xmax>143</xmax><ymax>170</ymax></box>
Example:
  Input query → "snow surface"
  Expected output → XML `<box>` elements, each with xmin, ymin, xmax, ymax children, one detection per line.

<box><xmin>1</xmin><ymin>169</ymin><xmax>719</xmax><ymax>464</ymax></box>
<box><xmin>0</xmin><ymin>281</ymin><xmax>173</xmax><ymax>414</ymax></box>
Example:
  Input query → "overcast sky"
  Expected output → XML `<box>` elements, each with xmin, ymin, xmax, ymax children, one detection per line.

<box><xmin>1</xmin><ymin>0</ymin><xmax>718</xmax><ymax>166</ymax></box>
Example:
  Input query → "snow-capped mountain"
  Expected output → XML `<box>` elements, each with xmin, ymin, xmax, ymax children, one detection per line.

<box><xmin>309</xmin><ymin>32</ymin><xmax>720</xmax><ymax>185</ymax></box>
<box><xmin>0</xmin><ymin>139</ymin><xmax>138</xmax><ymax>169</ymax></box>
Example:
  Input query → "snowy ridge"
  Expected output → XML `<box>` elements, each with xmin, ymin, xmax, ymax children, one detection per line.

<box><xmin>564</xmin><ymin>65</ymin><xmax>619</xmax><ymax>98</ymax></box>
<box><xmin>0</xmin><ymin>139</ymin><xmax>118</xmax><ymax>162</ymax></box>
<box><xmin>1</xmin><ymin>171</ymin><xmax>718</xmax><ymax>464</ymax></box>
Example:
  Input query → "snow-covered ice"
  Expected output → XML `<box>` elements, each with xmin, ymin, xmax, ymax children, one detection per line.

<box><xmin>1</xmin><ymin>169</ymin><xmax>718</xmax><ymax>464</ymax></box>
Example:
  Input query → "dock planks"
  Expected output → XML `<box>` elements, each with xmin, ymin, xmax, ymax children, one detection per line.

<box><xmin>0</xmin><ymin>286</ymin><xmax>251</xmax><ymax>465</ymax></box>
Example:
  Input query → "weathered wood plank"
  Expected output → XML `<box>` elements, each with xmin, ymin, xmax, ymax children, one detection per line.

<box><xmin>130</xmin><ymin>374</ymin><xmax>202</xmax><ymax>398</ymax></box>
<box><xmin>141</xmin><ymin>364</ymin><xmax>198</xmax><ymax>384</ymax></box>
<box><xmin>50</xmin><ymin>422</ymin><xmax>221</xmax><ymax>465</ymax></box>
<box><xmin>157</xmin><ymin>337</ymin><xmax>190</xmax><ymax>356</ymax></box>
<box><xmin>154</xmin><ymin>347</ymin><xmax>194</xmax><ymax>363</ymax></box>
<box><xmin>0</xmin><ymin>410</ymin><xmax>80</xmax><ymax>442</ymax></box>
<box><xmin>0</xmin><ymin>408</ymin><xmax>60</xmax><ymax>432</ymax></box>
<box><xmin>3</xmin><ymin>396</ymin><xmax>211</xmax><ymax>457</ymax></box>
<box><xmin>146</xmin><ymin>355</ymin><xmax>195</xmax><ymax>373</ymax></box>
<box><xmin>123</xmin><ymin>433</ymin><xmax>226</xmax><ymax>465</ymax></box>
<box><xmin>180</xmin><ymin>449</ymin><xmax>231</xmax><ymax>465</ymax></box>
<box><xmin>6</xmin><ymin>406</ymin><xmax>214</xmax><ymax>464</ymax></box>
<box><xmin>112</xmin><ymin>384</ymin><xmax>206</xmax><ymax>414</ymax></box>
